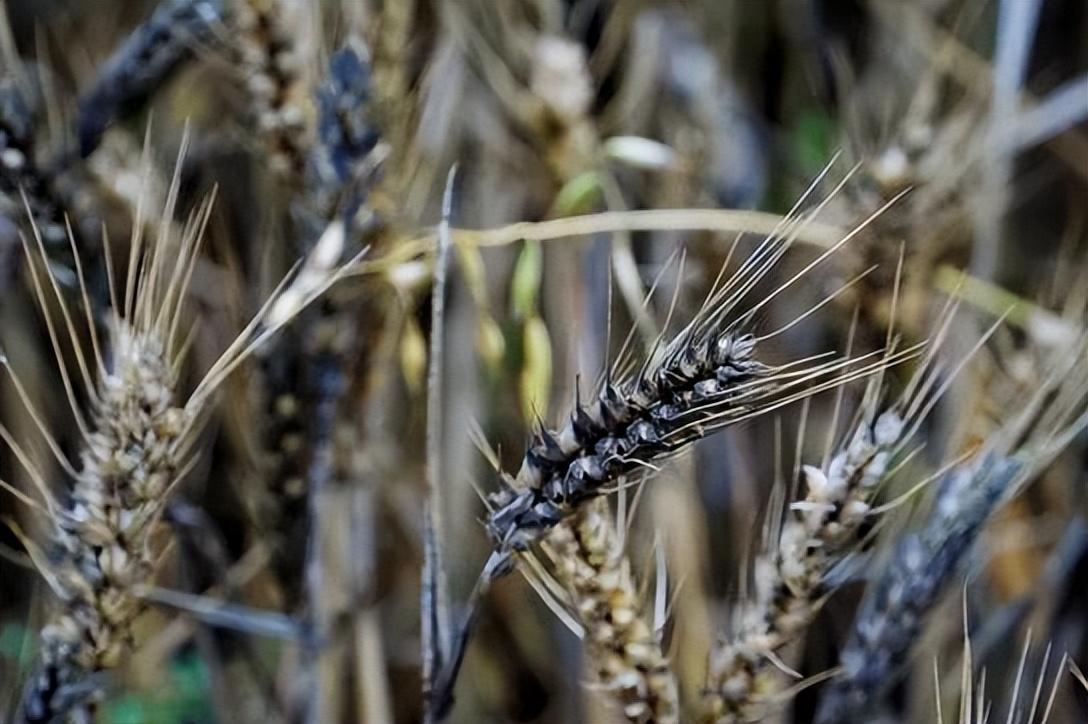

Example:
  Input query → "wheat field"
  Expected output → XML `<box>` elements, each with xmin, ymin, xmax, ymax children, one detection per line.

<box><xmin>0</xmin><ymin>1</ymin><xmax>1086</xmax><ymax>722</ymax></box>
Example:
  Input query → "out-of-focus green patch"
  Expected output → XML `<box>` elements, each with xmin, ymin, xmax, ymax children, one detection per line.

<box><xmin>510</xmin><ymin>240</ymin><xmax>543</xmax><ymax>320</ymax></box>
<box><xmin>103</xmin><ymin>652</ymin><xmax>213</xmax><ymax>724</ymax></box>
<box><xmin>791</xmin><ymin>109</ymin><xmax>837</xmax><ymax>175</ymax></box>
<box><xmin>551</xmin><ymin>170</ymin><xmax>603</xmax><ymax>217</ymax></box>
<box><xmin>0</xmin><ymin>621</ymin><xmax>33</xmax><ymax>668</ymax></box>
<box><xmin>766</xmin><ymin>108</ymin><xmax>840</xmax><ymax>214</ymax></box>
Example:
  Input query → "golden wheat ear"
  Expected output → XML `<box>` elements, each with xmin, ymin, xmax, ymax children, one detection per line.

<box><xmin>5</xmin><ymin>135</ymin><xmax>361</xmax><ymax>721</ymax></box>
<box><xmin>545</xmin><ymin>499</ymin><xmax>680</xmax><ymax>724</ymax></box>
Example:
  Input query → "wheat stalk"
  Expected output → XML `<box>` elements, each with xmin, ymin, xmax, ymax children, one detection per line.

<box><xmin>547</xmin><ymin>499</ymin><xmax>680</xmax><ymax>724</ymax></box>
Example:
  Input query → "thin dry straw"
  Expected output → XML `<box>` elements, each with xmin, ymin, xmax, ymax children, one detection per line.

<box><xmin>815</xmin><ymin>455</ymin><xmax>1025</xmax><ymax>724</ymax></box>
<box><xmin>76</xmin><ymin>0</ymin><xmax>225</xmax><ymax>157</ymax></box>
<box><xmin>422</xmin><ymin>168</ymin><xmax>457</xmax><ymax>724</ymax></box>
<box><xmin>547</xmin><ymin>500</ymin><xmax>679</xmax><ymax>724</ymax></box>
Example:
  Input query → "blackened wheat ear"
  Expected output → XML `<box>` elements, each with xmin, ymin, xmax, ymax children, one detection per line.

<box><xmin>483</xmin><ymin>181</ymin><xmax>914</xmax><ymax>579</ymax></box>
<box><xmin>814</xmin><ymin>455</ymin><xmax>1022</xmax><ymax>724</ymax></box>
<box><xmin>416</xmin><ymin>170</ymin><xmax>916</xmax><ymax>719</ymax></box>
<box><xmin>486</xmin><ymin>332</ymin><xmax>767</xmax><ymax>561</ymax></box>
<box><xmin>485</xmin><ymin>312</ymin><xmax>910</xmax><ymax>580</ymax></box>
<box><xmin>77</xmin><ymin>0</ymin><xmax>225</xmax><ymax>157</ymax></box>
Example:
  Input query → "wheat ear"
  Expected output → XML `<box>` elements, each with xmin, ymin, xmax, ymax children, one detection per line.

<box><xmin>813</xmin><ymin>327</ymin><xmax>1088</xmax><ymax>722</ymax></box>
<box><xmin>76</xmin><ymin>0</ymin><xmax>224</xmax><ymax>157</ymax></box>
<box><xmin>485</xmin><ymin>198</ymin><xmax>919</xmax><ymax>579</ymax></box>
<box><xmin>5</xmin><ymin>148</ymin><xmax>360</xmax><ymax>721</ymax></box>
<box><xmin>700</xmin><ymin>291</ymin><xmax>982</xmax><ymax>722</ymax></box>
<box><xmin>701</xmin><ymin>403</ymin><xmax>909</xmax><ymax>722</ymax></box>
<box><xmin>547</xmin><ymin>500</ymin><xmax>680</xmax><ymax>724</ymax></box>
<box><xmin>13</xmin><ymin>177</ymin><xmax>213</xmax><ymax>721</ymax></box>
<box><xmin>233</xmin><ymin>0</ymin><xmax>315</xmax><ymax>185</ymax></box>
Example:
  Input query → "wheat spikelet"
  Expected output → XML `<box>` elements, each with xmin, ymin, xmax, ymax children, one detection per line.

<box><xmin>547</xmin><ymin>500</ymin><xmax>679</xmax><ymax>724</ymax></box>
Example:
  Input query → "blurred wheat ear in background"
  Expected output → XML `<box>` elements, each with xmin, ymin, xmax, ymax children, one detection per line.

<box><xmin>1</xmin><ymin>0</ymin><xmax>1087</xmax><ymax>723</ymax></box>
